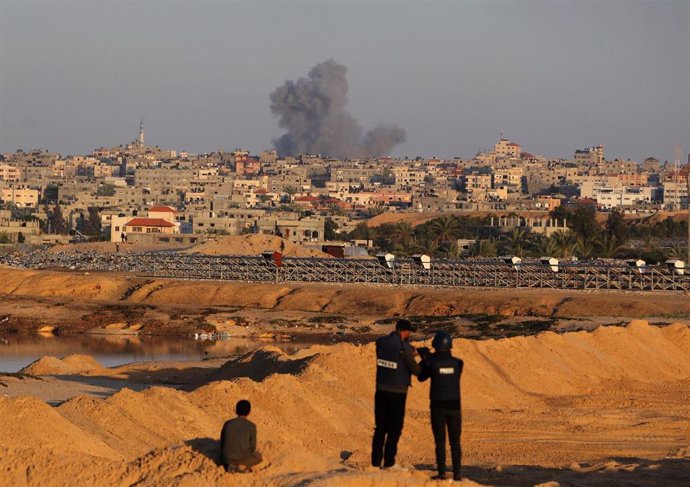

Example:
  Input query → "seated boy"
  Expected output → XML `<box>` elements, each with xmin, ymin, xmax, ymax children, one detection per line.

<box><xmin>220</xmin><ymin>399</ymin><xmax>262</xmax><ymax>472</ymax></box>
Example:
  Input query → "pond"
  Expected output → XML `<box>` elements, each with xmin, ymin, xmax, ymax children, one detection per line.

<box><xmin>0</xmin><ymin>333</ymin><xmax>305</xmax><ymax>373</ymax></box>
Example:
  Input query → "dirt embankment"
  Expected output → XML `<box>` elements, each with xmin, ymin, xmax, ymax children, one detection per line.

<box><xmin>1</xmin><ymin>321</ymin><xmax>689</xmax><ymax>486</ymax></box>
<box><xmin>1</xmin><ymin>267</ymin><xmax>689</xmax><ymax>336</ymax></box>
<box><xmin>183</xmin><ymin>234</ymin><xmax>330</xmax><ymax>258</ymax></box>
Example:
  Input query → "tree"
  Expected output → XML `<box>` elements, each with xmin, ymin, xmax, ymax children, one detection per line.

<box><xmin>667</xmin><ymin>243</ymin><xmax>688</xmax><ymax>261</ymax></box>
<box><xmin>574</xmin><ymin>235</ymin><xmax>597</xmax><ymax>259</ymax></box>
<box><xmin>429</xmin><ymin>215</ymin><xmax>460</xmax><ymax>244</ymax></box>
<box><xmin>531</xmin><ymin>234</ymin><xmax>559</xmax><ymax>257</ymax></box>
<box><xmin>350</xmin><ymin>222</ymin><xmax>377</xmax><ymax>241</ymax></box>
<box><xmin>96</xmin><ymin>183</ymin><xmax>116</xmax><ymax>197</ymax></box>
<box><xmin>570</xmin><ymin>206</ymin><xmax>599</xmax><ymax>240</ymax></box>
<box><xmin>596</xmin><ymin>233</ymin><xmax>625</xmax><ymax>258</ymax></box>
<box><xmin>41</xmin><ymin>183</ymin><xmax>59</xmax><ymax>204</ymax></box>
<box><xmin>390</xmin><ymin>222</ymin><xmax>416</xmax><ymax>255</ymax></box>
<box><xmin>415</xmin><ymin>238</ymin><xmax>439</xmax><ymax>257</ymax></box>
<box><xmin>0</xmin><ymin>232</ymin><xmax>10</xmax><ymax>244</ymax></box>
<box><xmin>552</xmin><ymin>230</ymin><xmax>575</xmax><ymax>258</ymax></box>
<box><xmin>283</xmin><ymin>186</ymin><xmax>298</xmax><ymax>202</ymax></box>
<box><xmin>324</xmin><ymin>217</ymin><xmax>339</xmax><ymax>241</ymax></box>
<box><xmin>45</xmin><ymin>203</ymin><xmax>67</xmax><ymax>234</ymax></box>
<box><xmin>470</xmin><ymin>238</ymin><xmax>497</xmax><ymax>257</ymax></box>
<box><xmin>549</xmin><ymin>205</ymin><xmax>570</xmax><ymax>224</ymax></box>
<box><xmin>501</xmin><ymin>227</ymin><xmax>529</xmax><ymax>256</ymax></box>
<box><xmin>605</xmin><ymin>209</ymin><xmax>629</xmax><ymax>244</ymax></box>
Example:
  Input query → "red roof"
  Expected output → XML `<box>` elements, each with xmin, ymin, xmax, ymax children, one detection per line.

<box><xmin>295</xmin><ymin>196</ymin><xmax>319</xmax><ymax>202</ymax></box>
<box><xmin>148</xmin><ymin>205</ymin><xmax>176</xmax><ymax>213</ymax></box>
<box><xmin>507</xmin><ymin>142</ymin><xmax>521</xmax><ymax>147</ymax></box>
<box><xmin>125</xmin><ymin>217</ymin><xmax>176</xmax><ymax>228</ymax></box>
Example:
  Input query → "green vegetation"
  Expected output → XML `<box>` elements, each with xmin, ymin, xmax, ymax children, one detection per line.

<box><xmin>344</xmin><ymin>207</ymin><xmax>688</xmax><ymax>263</ymax></box>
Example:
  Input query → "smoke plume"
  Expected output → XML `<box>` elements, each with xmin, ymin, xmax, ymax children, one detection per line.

<box><xmin>270</xmin><ymin>59</ymin><xmax>406</xmax><ymax>158</ymax></box>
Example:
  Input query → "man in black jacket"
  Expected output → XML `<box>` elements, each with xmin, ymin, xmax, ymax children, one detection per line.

<box><xmin>418</xmin><ymin>331</ymin><xmax>463</xmax><ymax>481</ymax></box>
<box><xmin>371</xmin><ymin>319</ymin><xmax>422</xmax><ymax>469</ymax></box>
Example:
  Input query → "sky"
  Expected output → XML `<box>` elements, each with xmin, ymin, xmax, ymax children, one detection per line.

<box><xmin>0</xmin><ymin>0</ymin><xmax>688</xmax><ymax>162</ymax></box>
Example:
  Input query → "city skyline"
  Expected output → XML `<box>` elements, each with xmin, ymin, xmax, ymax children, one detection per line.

<box><xmin>1</xmin><ymin>0</ymin><xmax>688</xmax><ymax>162</ymax></box>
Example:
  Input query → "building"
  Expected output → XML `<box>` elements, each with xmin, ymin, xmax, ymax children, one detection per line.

<box><xmin>574</xmin><ymin>145</ymin><xmax>604</xmax><ymax>165</ymax></box>
<box><xmin>1</xmin><ymin>185</ymin><xmax>39</xmax><ymax>208</ymax></box>
<box><xmin>123</xmin><ymin>217</ymin><xmax>177</xmax><ymax>236</ymax></box>
<box><xmin>494</xmin><ymin>138</ymin><xmax>521</xmax><ymax>158</ymax></box>
<box><xmin>593</xmin><ymin>186</ymin><xmax>654</xmax><ymax>209</ymax></box>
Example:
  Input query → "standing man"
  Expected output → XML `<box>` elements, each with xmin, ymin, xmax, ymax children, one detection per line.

<box><xmin>418</xmin><ymin>331</ymin><xmax>463</xmax><ymax>481</ymax></box>
<box><xmin>371</xmin><ymin>318</ymin><xmax>422</xmax><ymax>469</ymax></box>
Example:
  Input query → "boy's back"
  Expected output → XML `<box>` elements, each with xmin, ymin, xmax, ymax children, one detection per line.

<box><xmin>221</xmin><ymin>417</ymin><xmax>257</xmax><ymax>465</ymax></box>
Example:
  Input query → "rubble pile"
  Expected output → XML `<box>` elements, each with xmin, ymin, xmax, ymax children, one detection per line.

<box><xmin>0</xmin><ymin>248</ymin><xmax>151</xmax><ymax>273</ymax></box>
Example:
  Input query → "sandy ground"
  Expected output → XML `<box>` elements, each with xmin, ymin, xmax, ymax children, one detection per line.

<box><xmin>183</xmin><ymin>234</ymin><xmax>330</xmax><ymax>258</ymax></box>
<box><xmin>45</xmin><ymin>234</ymin><xmax>330</xmax><ymax>257</ymax></box>
<box><xmin>1</xmin><ymin>267</ymin><xmax>689</xmax><ymax>339</ymax></box>
<box><xmin>1</xmin><ymin>320</ymin><xmax>689</xmax><ymax>486</ymax></box>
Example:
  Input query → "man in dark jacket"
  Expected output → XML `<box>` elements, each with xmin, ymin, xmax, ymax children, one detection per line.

<box><xmin>418</xmin><ymin>331</ymin><xmax>463</xmax><ymax>481</ymax></box>
<box><xmin>220</xmin><ymin>399</ymin><xmax>262</xmax><ymax>472</ymax></box>
<box><xmin>371</xmin><ymin>319</ymin><xmax>422</xmax><ymax>469</ymax></box>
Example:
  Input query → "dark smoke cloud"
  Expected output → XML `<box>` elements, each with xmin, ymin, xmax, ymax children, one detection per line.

<box><xmin>270</xmin><ymin>59</ymin><xmax>406</xmax><ymax>159</ymax></box>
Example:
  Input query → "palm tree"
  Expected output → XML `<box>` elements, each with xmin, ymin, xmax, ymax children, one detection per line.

<box><xmin>552</xmin><ymin>230</ymin><xmax>575</xmax><ymax>258</ymax></box>
<box><xmin>574</xmin><ymin>235</ymin><xmax>597</xmax><ymax>260</ymax></box>
<box><xmin>501</xmin><ymin>227</ymin><xmax>529</xmax><ymax>256</ymax></box>
<box><xmin>391</xmin><ymin>222</ymin><xmax>416</xmax><ymax>256</ymax></box>
<box><xmin>667</xmin><ymin>243</ymin><xmax>688</xmax><ymax>261</ymax></box>
<box><xmin>471</xmin><ymin>238</ymin><xmax>497</xmax><ymax>257</ymax></box>
<box><xmin>416</xmin><ymin>238</ymin><xmax>439</xmax><ymax>257</ymax></box>
<box><xmin>283</xmin><ymin>186</ymin><xmax>298</xmax><ymax>202</ymax></box>
<box><xmin>597</xmin><ymin>233</ymin><xmax>625</xmax><ymax>258</ymax></box>
<box><xmin>532</xmin><ymin>234</ymin><xmax>559</xmax><ymax>257</ymax></box>
<box><xmin>429</xmin><ymin>215</ymin><xmax>460</xmax><ymax>244</ymax></box>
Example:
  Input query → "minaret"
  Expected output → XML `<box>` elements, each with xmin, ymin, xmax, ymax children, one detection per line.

<box><xmin>138</xmin><ymin>118</ymin><xmax>145</xmax><ymax>146</ymax></box>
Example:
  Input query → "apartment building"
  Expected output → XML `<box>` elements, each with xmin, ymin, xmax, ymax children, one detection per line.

<box><xmin>1</xmin><ymin>185</ymin><xmax>39</xmax><ymax>208</ymax></box>
<box><xmin>593</xmin><ymin>186</ymin><xmax>653</xmax><ymax>209</ymax></box>
<box><xmin>493</xmin><ymin>138</ymin><xmax>521</xmax><ymax>158</ymax></box>
<box><xmin>0</xmin><ymin>164</ymin><xmax>22</xmax><ymax>182</ymax></box>
<box><xmin>574</xmin><ymin>145</ymin><xmax>604</xmax><ymax>165</ymax></box>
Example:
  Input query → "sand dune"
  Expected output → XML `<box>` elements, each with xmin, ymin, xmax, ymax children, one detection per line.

<box><xmin>1</xmin><ymin>321</ymin><xmax>689</xmax><ymax>486</ymax></box>
<box><xmin>184</xmin><ymin>234</ymin><xmax>330</xmax><ymax>258</ymax></box>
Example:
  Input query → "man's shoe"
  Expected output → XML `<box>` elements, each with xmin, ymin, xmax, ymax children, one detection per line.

<box><xmin>431</xmin><ymin>473</ymin><xmax>446</xmax><ymax>480</ymax></box>
<box><xmin>382</xmin><ymin>464</ymin><xmax>408</xmax><ymax>472</ymax></box>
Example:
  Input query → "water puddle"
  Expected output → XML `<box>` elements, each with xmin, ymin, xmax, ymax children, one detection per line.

<box><xmin>0</xmin><ymin>334</ymin><xmax>305</xmax><ymax>373</ymax></box>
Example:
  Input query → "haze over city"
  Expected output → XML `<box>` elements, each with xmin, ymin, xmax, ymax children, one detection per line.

<box><xmin>1</xmin><ymin>0</ymin><xmax>688</xmax><ymax>162</ymax></box>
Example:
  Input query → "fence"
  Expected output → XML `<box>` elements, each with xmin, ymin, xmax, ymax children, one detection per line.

<box><xmin>137</xmin><ymin>254</ymin><xmax>690</xmax><ymax>292</ymax></box>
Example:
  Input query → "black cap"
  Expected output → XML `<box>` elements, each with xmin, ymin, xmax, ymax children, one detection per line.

<box><xmin>395</xmin><ymin>319</ymin><xmax>416</xmax><ymax>332</ymax></box>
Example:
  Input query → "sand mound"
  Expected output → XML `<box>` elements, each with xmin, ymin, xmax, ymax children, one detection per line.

<box><xmin>2</xmin><ymin>321</ymin><xmax>690</xmax><ymax>486</ymax></box>
<box><xmin>20</xmin><ymin>354</ymin><xmax>103</xmax><ymax>375</ymax></box>
<box><xmin>184</xmin><ymin>234</ymin><xmax>330</xmax><ymax>257</ymax></box>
